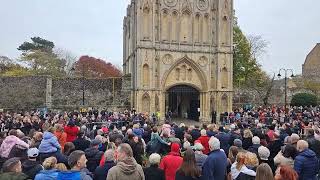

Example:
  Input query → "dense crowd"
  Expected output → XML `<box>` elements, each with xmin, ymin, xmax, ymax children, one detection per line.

<box><xmin>0</xmin><ymin>106</ymin><xmax>320</xmax><ymax>180</ymax></box>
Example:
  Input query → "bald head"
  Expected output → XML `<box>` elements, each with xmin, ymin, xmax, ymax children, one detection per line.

<box><xmin>297</xmin><ymin>140</ymin><xmax>309</xmax><ymax>152</ymax></box>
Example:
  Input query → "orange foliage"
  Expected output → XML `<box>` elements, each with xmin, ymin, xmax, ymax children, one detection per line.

<box><xmin>74</xmin><ymin>56</ymin><xmax>122</xmax><ymax>78</ymax></box>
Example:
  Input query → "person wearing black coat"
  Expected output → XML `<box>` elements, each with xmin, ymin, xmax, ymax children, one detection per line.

<box><xmin>190</xmin><ymin>126</ymin><xmax>201</xmax><ymax>144</ymax></box>
<box><xmin>143</xmin><ymin>153</ymin><xmax>165</xmax><ymax>180</ymax></box>
<box><xmin>22</xmin><ymin>148</ymin><xmax>43</xmax><ymax>179</ymax></box>
<box><xmin>128</xmin><ymin>134</ymin><xmax>144</xmax><ymax>165</ymax></box>
<box><xmin>73</xmin><ymin>131</ymin><xmax>90</xmax><ymax>151</ymax></box>
<box><xmin>94</xmin><ymin>149</ymin><xmax>115</xmax><ymax>180</ymax></box>
<box><xmin>84</xmin><ymin>139</ymin><xmax>104</xmax><ymax>173</ymax></box>
<box><xmin>173</xmin><ymin>125</ymin><xmax>184</xmax><ymax>141</ymax></box>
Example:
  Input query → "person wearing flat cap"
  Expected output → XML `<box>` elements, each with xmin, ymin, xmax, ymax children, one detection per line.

<box><xmin>84</xmin><ymin>139</ymin><xmax>104</xmax><ymax>173</ymax></box>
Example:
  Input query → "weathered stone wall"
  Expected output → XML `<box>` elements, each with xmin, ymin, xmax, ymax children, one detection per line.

<box><xmin>0</xmin><ymin>76</ymin><xmax>47</xmax><ymax>110</ymax></box>
<box><xmin>0</xmin><ymin>75</ymin><xmax>131</xmax><ymax>111</ymax></box>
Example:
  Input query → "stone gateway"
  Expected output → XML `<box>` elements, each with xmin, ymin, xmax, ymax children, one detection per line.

<box><xmin>123</xmin><ymin>0</ymin><xmax>234</xmax><ymax>123</ymax></box>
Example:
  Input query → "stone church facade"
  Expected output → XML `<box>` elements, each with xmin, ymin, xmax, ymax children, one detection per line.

<box><xmin>123</xmin><ymin>0</ymin><xmax>234</xmax><ymax>123</ymax></box>
<box><xmin>303</xmin><ymin>43</ymin><xmax>320</xmax><ymax>82</ymax></box>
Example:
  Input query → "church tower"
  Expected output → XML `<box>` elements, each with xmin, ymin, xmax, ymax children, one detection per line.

<box><xmin>123</xmin><ymin>0</ymin><xmax>234</xmax><ymax>123</ymax></box>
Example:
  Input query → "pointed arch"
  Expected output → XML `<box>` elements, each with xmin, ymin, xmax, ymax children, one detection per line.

<box><xmin>162</xmin><ymin>56</ymin><xmax>208</xmax><ymax>91</ymax></box>
<box><xmin>142</xmin><ymin>93</ymin><xmax>151</xmax><ymax>113</ymax></box>
<box><xmin>142</xmin><ymin>64</ymin><xmax>150</xmax><ymax>87</ymax></box>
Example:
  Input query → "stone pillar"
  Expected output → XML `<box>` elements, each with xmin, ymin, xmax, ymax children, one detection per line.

<box><xmin>159</xmin><ymin>92</ymin><xmax>166</xmax><ymax>124</ymax></box>
<box><xmin>45</xmin><ymin>77</ymin><xmax>52</xmax><ymax>109</ymax></box>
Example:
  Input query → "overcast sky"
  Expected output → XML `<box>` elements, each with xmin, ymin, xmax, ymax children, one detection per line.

<box><xmin>0</xmin><ymin>0</ymin><xmax>319</xmax><ymax>75</ymax></box>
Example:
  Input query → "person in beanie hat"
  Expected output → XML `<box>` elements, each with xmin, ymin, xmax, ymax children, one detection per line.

<box><xmin>22</xmin><ymin>148</ymin><xmax>43</xmax><ymax>179</ymax></box>
<box><xmin>0</xmin><ymin>157</ymin><xmax>29</xmax><ymax>180</ymax></box>
<box><xmin>84</xmin><ymin>139</ymin><xmax>104</xmax><ymax>172</ymax></box>
<box><xmin>159</xmin><ymin>143</ymin><xmax>183</xmax><ymax>180</ymax></box>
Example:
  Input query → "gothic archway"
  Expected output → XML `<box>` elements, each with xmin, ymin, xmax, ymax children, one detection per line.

<box><xmin>166</xmin><ymin>85</ymin><xmax>200</xmax><ymax>121</ymax></box>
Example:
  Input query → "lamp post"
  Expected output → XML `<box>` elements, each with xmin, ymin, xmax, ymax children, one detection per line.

<box><xmin>71</xmin><ymin>63</ymin><xmax>85</xmax><ymax>106</ymax></box>
<box><xmin>277</xmin><ymin>68</ymin><xmax>294</xmax><ymax>114</ymax></box>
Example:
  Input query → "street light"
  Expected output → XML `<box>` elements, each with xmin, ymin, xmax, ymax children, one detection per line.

<box><xmin>277</xmin><ymin>68</ymin><xmax>294</xmax><ymax>114</ymax></box>
<box><xmin>71</xmin><ymin>64</ymin><xmax>85</xmax><ymax>106</ymax></box>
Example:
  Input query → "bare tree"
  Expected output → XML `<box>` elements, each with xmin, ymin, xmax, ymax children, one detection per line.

<box><xmin>247</xmin><ymin>35</ymin><xmax>269</xmax><ymax>60</ymax></box>
<box><xmin>54</xmin><ymin>48</ymin><xmax>77</xmax><ymax>75</ymax></box>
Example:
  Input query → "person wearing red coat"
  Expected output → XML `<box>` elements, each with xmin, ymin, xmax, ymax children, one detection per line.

<box><xmin>64</xmin><ymin>121</ymin><xmax>79</xmax><ymax>142</ymax></box>
<box><xmin>159</xmin><ymin>143</ymin><xmax>183</xmax><ymax>180</ymax></box>
<box><xmin>197</xmin><ymin>129</ymin><xmax>210</xmax><ymax>155</ymax></box>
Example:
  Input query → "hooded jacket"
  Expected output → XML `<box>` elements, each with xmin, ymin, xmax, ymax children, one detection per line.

<box><xmin>54</xmin><ymin>131</ymin><xmax>67</xmax><ymax>152</ymax></box>
<box><xmin>84</xmin><ymin>147</ymin><xmax>104</xmax><ymax>172</ymax></box>
<box><xmin>64</xmin><ymin>125</ymin><xmax>79</xmax><ymax>142</ymax></box>
<box><xmin>22</xmin><ymin>159</ymin><xmax>43</xmax><ymax>179</ymax></box>
<box><xmin>159</xmin><ymin>143</ymin><xmax>183</xmax><ymax>180</ymax></box>
<box><xmin>107</xmin><ymin>157</ymin><xmax>145</xmax><ymax>180</ymax></box>
<box><xmin>0</xmin><ymin>135</ymin><xmax>29</xmax><ymax>158</ymax></box>
<box><xmin>39</xmin><ymin>132</ymin><xmax>61</xmax><ymax>153</ymax></box>
<box><xmin>294</xmin><ymin>148</ymin><xmax>319</xmax><ymax>180</ymax></box>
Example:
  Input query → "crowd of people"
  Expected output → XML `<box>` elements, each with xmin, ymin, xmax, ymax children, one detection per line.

<box><xmin>0</xmin><ymin>106</ymin><xmax>319</xmax><ymax>180</ymax></box>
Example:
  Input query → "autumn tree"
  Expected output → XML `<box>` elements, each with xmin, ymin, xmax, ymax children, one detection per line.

<box><xmin>73</xmin><ymin>56</ymin><xmax>122</xmax><ymax>78</ymax></box>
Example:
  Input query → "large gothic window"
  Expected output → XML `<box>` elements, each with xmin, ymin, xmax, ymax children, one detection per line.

<box><xmin>180</xmin><ymin>11</ymin><xmax>191</xmax><ymax>43</ymax></box>
<box><xmin>143</xmin><ymin>64</ymin><xmax>150</xmax><ymax>87</ymax></box>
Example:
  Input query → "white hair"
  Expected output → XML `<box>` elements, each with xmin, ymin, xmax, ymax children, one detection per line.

<box><xmin>209</xmin><ymin>137</ymin><xmax>220</xmax><ymax>151</ymax></box>
<box><xmin>252</xmin><ymin>136</ymin><xmax>260</xmax><ymax>144</ymax></box>
<box><xmin>149</xmin><ymin>153</ymin><xmax>161</xmax><ymax>165</ymax></box>
<box><xmin>200</xmin><ymin>129</ymin><xmax>207</xmax><ymax>136</ymax></box>
<box><xmin>183</xmin><ymin>141</ymin><xmax>191</xmax><ymax>149</ymax></box>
